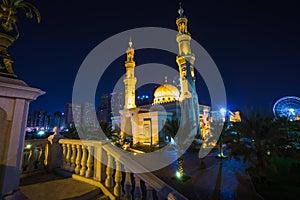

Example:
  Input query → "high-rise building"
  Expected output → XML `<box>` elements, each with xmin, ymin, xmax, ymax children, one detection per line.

<box><xmin>27</xmin><ymin>114</ymin><xmax>34</xmax><ymax>127</ymax></box>
<box><xmin>97</xmin><ymin>93</ymin><xmax>111</xmax><ymax>123</ymax></box>
<box><xmin>64</xmin><ymin>103</ymin><xmax>82</xmax><ymax>127</ymax></box>
<box><xmin>111</xmin><ymin>92</ymin><xmax>123</xmax><ymax>117</ymax></box>
<box><xmin>32</xmin><ymin>110</ymin><xmax>49</xmax><ymax>129</ymax></box>
<box><xmin>81</xmin><ymin>102</ymin><xmax>97</xmax><ymax>127</ymax></box>
<box><xmin>64</xmin><ymin>102</ymin><xmax>98</xmax><ymax>128</ymax></box>
<box><xmin>48</xmin><ymin>111</ymin><xmax>66</xmax><ymax>129</ymax></box>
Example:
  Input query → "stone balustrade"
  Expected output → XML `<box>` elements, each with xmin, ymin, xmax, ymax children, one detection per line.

<box><xmin>22</xmin><ymin>139</ymin><xmax>48</xmax><ymax>173</ymax></box>
<box><xmin>21</xmin><ymin>138</ymin><xmax>187</xmax><ymax>199</ymax></box>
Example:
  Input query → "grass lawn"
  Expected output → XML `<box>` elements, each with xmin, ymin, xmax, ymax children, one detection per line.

<box><xmin>248</xmin><ymin>157</ymin><xmax>300</xmax><ymax>200</ymax></box>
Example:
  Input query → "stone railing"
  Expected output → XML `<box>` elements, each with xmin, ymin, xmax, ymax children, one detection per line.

<box><xmin>22</xmin><ymin>139</ymin><xmax>48</xmax><ymax>174</ymax></box>
<box><xmin>58</xmin><ymin>139</ymin><xmax>188</xmax><ymax>200</ymax></box>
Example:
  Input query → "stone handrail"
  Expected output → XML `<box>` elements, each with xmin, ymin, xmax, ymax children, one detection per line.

<box><xmin>22</xmin><ymin>139</ymin><xmax>49</xmax><ymax>174</ymax></box>
<box><xmin>58</xmin><ymin>139</ymin><xmax>188</xmax><ymax>200</ymax></box>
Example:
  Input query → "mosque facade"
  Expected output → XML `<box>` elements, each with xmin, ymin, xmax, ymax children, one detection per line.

<box><xmin>111</xmin><ymin>5</ymin><xmax>239</xmax><ymax>147</ymax></box>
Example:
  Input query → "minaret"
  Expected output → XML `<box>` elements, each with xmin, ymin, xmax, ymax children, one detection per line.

<box><xmin>123</xmin><ymin>39</ymin><xmax>137</xmax><ymax>109</ymax></box>
<box><xmin>176</xmin><ymin>3</ymin><xmax>197</xmax><ymax>101</ymax></box>
<box><xmin>176</xmin><ymin>3</ymin><xmax>200</xmax><ymax>135</ymax></box>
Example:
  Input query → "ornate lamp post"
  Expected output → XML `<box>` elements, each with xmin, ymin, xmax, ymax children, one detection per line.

<box><xmin>0</xmin><ymin>0</ymin><xmax>40</xmax><ymax>77</ymax></box>
<box><xmin>0</xmin><ymin>1</ymin><xmax>43</xmax><ymax>198</ymax></box>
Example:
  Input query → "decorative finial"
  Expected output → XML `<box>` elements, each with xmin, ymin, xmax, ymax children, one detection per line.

<box><xmin>164</xmin><ymin>76</ymin><xmax>168</xmax><ymax>83</ymax></box>
<box><xmin>178</xmin><ymin>2</ymin><xmax>184</xmax><ymax>17</ymax></box>
<box><xmin>0</xmin><ymin>0</ymin><xmax>41</xmax><ymax>78</ymax></box>
<box><xmin>126</xmin><ymin>37</ymin><xmax>134</xmax><ymax>62</ymax></box>
<box><xmin>129</xmin><ymin>37</ymin><xmax>133</xmax><ymax>48</ymax></box>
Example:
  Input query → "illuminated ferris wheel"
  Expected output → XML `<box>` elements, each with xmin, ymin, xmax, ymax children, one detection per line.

<box><xmin>273</xmin><ymin>96</ymin><xmax>300</xmax><ymax>120</ymax></box>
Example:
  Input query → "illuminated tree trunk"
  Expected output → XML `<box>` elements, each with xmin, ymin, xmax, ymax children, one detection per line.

<box><xmin>178</xmin><ymin>156</ymin><xmax>184</xmax><ymax>177</ymax></box>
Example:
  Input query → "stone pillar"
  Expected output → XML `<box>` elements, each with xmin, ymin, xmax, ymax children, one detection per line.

<box><xmin>46</xmin><ymin>139</ymin><xmax>63</xmax><ymax>171</ymax></box>
<box><xmin>0</xmin><ymin>76</ymin><xmax>44</xmax><ymax>198</ymax></box>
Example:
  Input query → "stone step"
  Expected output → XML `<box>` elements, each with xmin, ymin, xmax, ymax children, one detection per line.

<box><xmin>20</xmin><ymin>172</ymin><xmax>103</xmax><ymax>200</ymax></box>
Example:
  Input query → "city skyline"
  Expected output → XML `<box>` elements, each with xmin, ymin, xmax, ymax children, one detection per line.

<box><xmin>11</xmin><ymin>0</ymin><xmax>300</xmax><ymax>114</ymax></box>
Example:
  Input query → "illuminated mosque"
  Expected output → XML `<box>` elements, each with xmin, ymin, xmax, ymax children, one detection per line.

<box><xmin>112</xmin><ymin>4</ymin><xmax>240</xmax><ymax>146</ymax></box>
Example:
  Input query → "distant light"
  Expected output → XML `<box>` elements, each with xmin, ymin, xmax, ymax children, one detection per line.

<box><xmin>62</xmin><ymin>112</ymin><xmax>64</xmax><ymax>115</ymax></box>
<box><xmin>220</xmin><ymin>108</ymin><xmax>227</xmax><ymax>115</ymax></box>
<box><xmin>25</xmin><ymin>144</ymin><xmax>32</xmax><ymax>149</ymax></box>
<box><xmin>146</xmin><ymin>96</ymin><xmax>149</xmax><ymax>98</ymax></box>
<box><xmin>37</xmin><ymin>130</ymin><xmax>45</xmax><ymax>136</ymax></box>
<box><xmin>176</xmin><ymin>171</ymin><xmax>181</xmax><ymax>179</ymax></box>
<box><xmin>170</xmin><ymin>137</ymin><xmax>176</xmax><ymax>145</ymax></box>
<box><xmin>266</xmin><ymin>150</ymin><xmax>271</xmax><ymax>156</ymax></box>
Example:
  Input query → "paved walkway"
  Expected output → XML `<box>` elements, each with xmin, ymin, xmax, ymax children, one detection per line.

<box><xmin>153</xmin><ymin>150</ymin><xmax>263</xmax><ymax>200</ymax></box>
<box><xmin>19</xmin><ymin>172</ymin><xmax>104</xmax><ymax>200</ymax></box>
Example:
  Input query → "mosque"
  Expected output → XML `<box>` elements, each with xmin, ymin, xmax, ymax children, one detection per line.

<box><xmin>111</xmin><ymin>4</ymin><xmax>240</xmax><ymax>147</ymax></box>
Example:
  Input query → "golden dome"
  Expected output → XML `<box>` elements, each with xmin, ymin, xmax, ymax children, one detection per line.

<box><xmin>153</xmin><ymin>84</ymin><xmax>180</xmax><ymax>104</ymax></box>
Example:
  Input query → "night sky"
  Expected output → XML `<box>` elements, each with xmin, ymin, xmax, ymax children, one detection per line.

<box><xmin>10</xmin><ymin>0</ymin><xmax>300</xmax><ymax>115</ymax></box>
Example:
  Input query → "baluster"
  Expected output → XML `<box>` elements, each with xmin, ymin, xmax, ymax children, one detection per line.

<box><xmin>134</xmin><ymin>175</ymin><xmax>142</xmax><ymax>200</ymax></box>
<box><xmin>145</xmin><ymin>183</ymin><xmax>154</xmax><ymax>200</ymax></box>
<box><xmin>93</xmin><ymin>146</ymin><xmax>103</xmax><ymax>181</ymax></box>
<box><xmin>114</xmin><ymin>159</ymin><xmax>123</xmax><ymax>197</ymax></box>
<box><xmin>27</xmin><ymin>148</ymin><xmax>34</xmax><ymax>171</ymax></box>
<box><xmin>124</xmin><ymin>168</ymin><xmax>132</xmax><ymax>200</ymax></box>
<box><xmin>75</xmin><ymin>144</ymin><xmax>82</xmax><ymax>174</ymax></box>
<box><xmin>38</xmin><ymin>146</ymin><xmax>45</xmax><ymax>169</ymax></box>
<box><xmin>61</xmin><ymin>143</ymin><xmax>67</xmax><ymax>169</ymax></box>
<box><xmin>85</xmin><ymin>146</ymin><xmax>93</xmax><ymax>177</ymax></box>
<box><xmin>66</xmin><ymin>144</ymin><xmax>71</xmax><ymax>171</ymax></box>
<box><xmin>80</xmin><ymin>145</ymin><xmax>87</xmax><ymax>176</ymax></box>
<box><xmin>22</xmin><ymin>150</ymin><xmax>31</xmax><ymax>171</ymax></box>
<box><xmin>33</xmin><ymin>146</ymin><xmax>41</xmax><ymax>169</ymax></box>
<box><xmin>33</xmin><ymin>146</ymin><xmax>40</xmax><ymax>169</ymax></box>
<box><xmin>105</xmin><ymin>153</ymin><xmax>113</xmax><ymax>188</ymax></box>
<box><xmin>44</xmin><ymin>143</ymin><xmax>49</xmax><ymax>166</ymax></box>
<box><xmin>70</xmin><ymin>144</ymin><xmax>77</xmax><ymax>172</ymax></box>
<box><xmin>168</xmin><ymin>193</ymin><xmax>176</xmax><ymax>200</ymax></box>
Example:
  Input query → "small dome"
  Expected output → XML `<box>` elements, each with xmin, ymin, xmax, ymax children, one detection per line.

<box><xmin>153</xmin><ymin>84</ymin><xmax>180</xmax><ymax>104</ymax></box>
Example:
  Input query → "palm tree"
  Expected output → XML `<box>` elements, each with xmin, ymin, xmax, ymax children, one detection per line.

<box><xmin>210</xmin><ymin>120</ymin><xmax>228</xmax><ymax>158</ymax></box>
<box><xmin>99</xmin><ymin>121</ymin><xmax>112</xmax><ymax>139</ymax></box>
<box><xmin>164</xmin><ymin>118</ymin><xmax>196</xmax><ymax>180</ymax></box>
<box><xmin>63</xmin><ymin>126</ymin><xmax>79</xmax><ymax>139</ymax></box>
<box><xmin>164</xmin><ymin>118</ymin><xmax>180</xmax><ymax>142</ymax></box>
<box><xmin>227</xmin><ymin>108</ymin><xmax>276</xmax><ymax>181</ymax></box>
<box><xmin>164</xmin><ymin>119</ymin><xmax>184</xmax><ymax>178</ymax></box>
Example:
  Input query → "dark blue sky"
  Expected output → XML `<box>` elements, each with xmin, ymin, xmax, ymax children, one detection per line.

<box><xmin>10</xmin><ymin>0</ymin><xmax>300</xmax><ymax>114</ymax></box>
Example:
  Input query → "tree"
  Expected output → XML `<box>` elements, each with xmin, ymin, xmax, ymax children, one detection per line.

<box><xmin>62</xmin><ymin>126</ymin><xmax>79</xmax><ymax>139</ymax></box>
<box><xmin>210</xmin><ymin>120</ymin><xmax>228</xmax><ymax>159</ymax></box>
<box><xmin>164</xmin><ymin>118</ymin><xmax>196</xmax><ymax>180</ymax></box>
<box><xmin>99</xmin><ymin>121</ymin><xmax>112</xmax><ymax>138</ymax></box>
<box><xmin>164</xmin><ymin>118</ymin><xmax>180</xmax><ymax>142</ymax></box>
<box><xmin>227</xmin><ymin>108</ymin><xmax>276</xmax><ymax>181</ymax></box>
